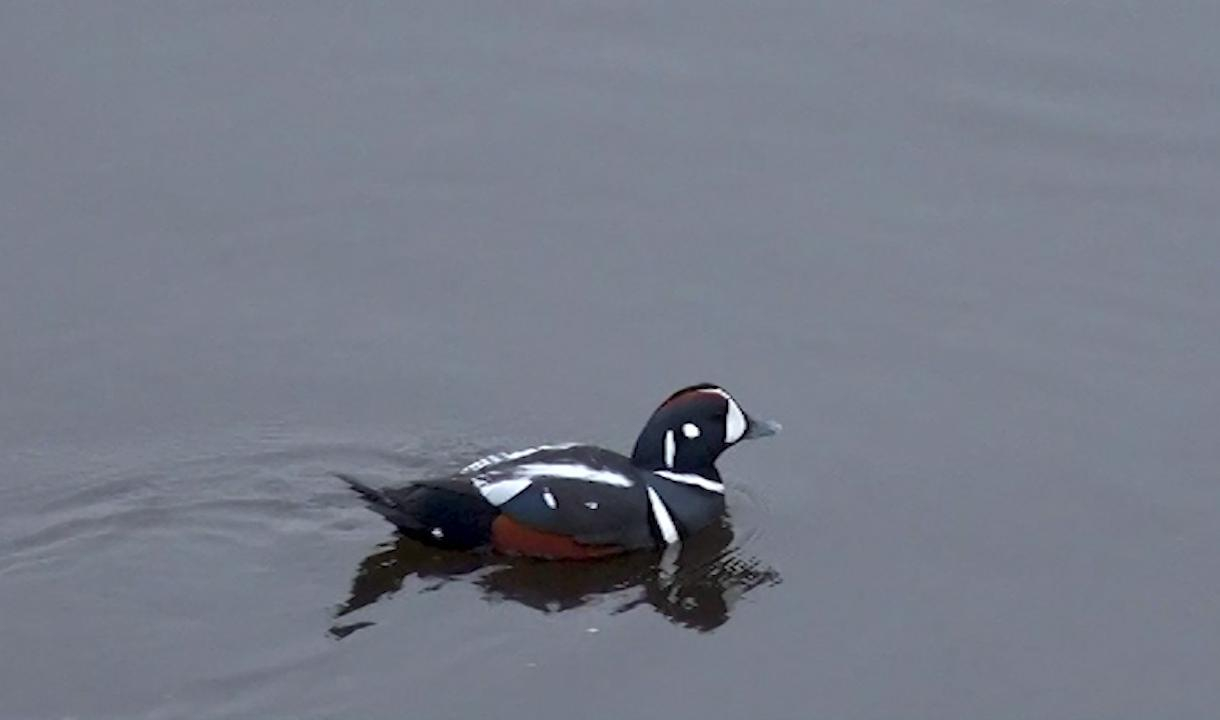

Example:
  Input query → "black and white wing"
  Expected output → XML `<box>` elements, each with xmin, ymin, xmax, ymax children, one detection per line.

<box><xmin>466</xmin><ymin>445</ymin><xmax>655</xmax><ymax>549</ymax></box>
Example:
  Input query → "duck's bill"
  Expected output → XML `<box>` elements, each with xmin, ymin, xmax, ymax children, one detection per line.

<box><xmin>744</xmin><ymin>417</ymin><xmax>782</xmax><ymax>439</ymax></box>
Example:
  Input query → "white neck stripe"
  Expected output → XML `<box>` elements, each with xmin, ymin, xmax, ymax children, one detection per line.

<box><xmin>663</xmin><ymin>429</ymin><xmax>676</xmax><ymax>468</ymax></box>
<box><xmin>653</xmin><ymin>470</ymin><xmax>725</xmax><ymax>493</ymax></box>
<box><xmin>646</xmin><ymin>487</ymin><xmax>680</xmax><ymax>544</ymax></box>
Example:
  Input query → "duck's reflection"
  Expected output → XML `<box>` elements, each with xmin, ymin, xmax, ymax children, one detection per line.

<box><xmin>330</xmin><ymin>518</ymin><xmax>780</xmax><ymax>637</ymax></box>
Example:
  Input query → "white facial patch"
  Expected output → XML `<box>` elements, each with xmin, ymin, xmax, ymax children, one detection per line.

<box><xmin>663</xmin><ymin>429</ymin><xmax>676</xmax><ymax>468</ymax></box>
<box><xmin>682</xmin><ymin>422</ymin><xmax>700</xmax><ymax>439</ymax></box>
<box><xmin>541</xmin><ymin>488</ymin><xmax>557</xmax><ymax>509</ymax></box>
<box><xmin>722</xmin><ymin>402</ymin><xmax>741</xmax><ymax>444</ymax></box>
<box><xmin>701</xmin><ymin>387</ymin><xmax>747</xmax><ymax>444</ymax></box>
<box><xmin>724</xmin><ymin>398</ymin><xmax>746</xmax><ymax>443</ymax></box>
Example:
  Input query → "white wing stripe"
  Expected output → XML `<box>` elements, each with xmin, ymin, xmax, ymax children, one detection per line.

<box><xmin>473</xmin><ymin>478</ymin><xmax>533</xmax><ymax>506</ymax></box>
<box><xmin>459</xmin><ymin>443</ymin><xmax>579</xmax><ymax>475</ymax></box>
<box><xmin>512</xmin><ymin>463</ymin><xmax>634</xmax><ymax>487</ymax></box>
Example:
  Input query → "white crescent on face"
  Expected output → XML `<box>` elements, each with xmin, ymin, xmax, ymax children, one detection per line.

<box><xmin>703</xmin><ymin>388</ymin><xmax>747</xmax><ymax>444</ymax></box>
<box><xmin>724</xmin><ymin>398</ymin><xmax>746</xmax><ymax>443</ymax></box>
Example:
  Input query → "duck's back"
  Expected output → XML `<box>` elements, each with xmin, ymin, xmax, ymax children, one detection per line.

<box><xmin>342</xmin><ymin>444</ymin><xmax>659</xmax><ymax>557</ymax></box>
<box><xmin>468</xmin><ymin>445</ymin><xmax>655</xmax><ymax>549</ymax></box>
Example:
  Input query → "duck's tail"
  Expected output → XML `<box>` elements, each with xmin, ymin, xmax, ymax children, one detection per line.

<box><xmin>335</xmin><ymin>473</ymin><xmax>497</xmax><ymax>550</ymax></box>
<box><xmin>334</xmin><ymin>472</ymin><xmax>418</xmax><ymax>530</ymax></box>
<box><xmin>334</xmin><ymin>472</ymin><xmax>388</xmax><ymax>505</ymax></box>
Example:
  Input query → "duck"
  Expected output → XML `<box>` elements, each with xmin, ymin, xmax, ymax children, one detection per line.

<box><xmin>338</xmin><ymin>383</ymin><xmax>780</xmax><ymax>559</ymax></box>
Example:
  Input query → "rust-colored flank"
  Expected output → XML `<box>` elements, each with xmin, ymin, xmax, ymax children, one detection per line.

<box><xmin>490</xmin><ymin>515</ymin><xmax>623</xmax><ymax>559</ymax></box>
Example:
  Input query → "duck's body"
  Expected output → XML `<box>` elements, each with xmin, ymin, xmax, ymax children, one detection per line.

<box><xmin>341</xmin><ymin>384</ymin><xmax>779</xmax><ymax>559</ymax></box>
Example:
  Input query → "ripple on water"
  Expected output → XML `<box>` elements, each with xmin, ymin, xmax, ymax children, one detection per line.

<box><xmin>1</xmin><ymin>438</ymin><xmax>783</xmax><ymax>660</ymax></box>
<box><xmin>0</xmin><ymin>441</ymin><xmax>438</xmax><ymax>575</ymax></box>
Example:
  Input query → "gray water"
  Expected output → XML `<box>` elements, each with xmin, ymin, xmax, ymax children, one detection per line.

<box><xmin>3</xmin><ymin>3</ymin><xmax>1219</xmax><ymax>718</ymax></box>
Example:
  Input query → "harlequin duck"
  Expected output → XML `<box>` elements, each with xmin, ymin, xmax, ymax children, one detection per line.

<box><xmin>338</xmin><ymin>383</ymin><xmax>781</xmax><ymax>559</ymax></box>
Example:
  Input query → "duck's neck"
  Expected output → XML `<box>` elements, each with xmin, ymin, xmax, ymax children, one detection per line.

<box><xmin>630</xmin><ymin>424</ymin><xmax>664</xmax><ymax>468</ymax></box>
<box><xmin>630</xmin><ymin>428</ymin><xmax>718</xmax><ymax>479</ymax></box>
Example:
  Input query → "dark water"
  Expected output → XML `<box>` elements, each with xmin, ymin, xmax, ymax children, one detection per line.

<box><xmin>3</xmin><ymin>3</ymin><xmax>1219</xmax><ymax>718</ymax></box>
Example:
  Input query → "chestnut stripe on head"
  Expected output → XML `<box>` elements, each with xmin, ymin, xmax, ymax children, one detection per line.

<box><xmin>658</xmin><ymin>382</ymin><xmax>722</xmax><ymax>408</ymax></box>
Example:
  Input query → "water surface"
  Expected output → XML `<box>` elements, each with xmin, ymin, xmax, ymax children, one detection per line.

<box><xmin>2</xmin><ymin>3</ymin><xmax>1219</xmax><ymax>718</ymax></box>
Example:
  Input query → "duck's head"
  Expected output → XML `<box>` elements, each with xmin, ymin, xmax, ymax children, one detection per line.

<box><xmin>630</xmin><ymin>383</ymin><xmax>781</xmax><ymax>473</ymax></box>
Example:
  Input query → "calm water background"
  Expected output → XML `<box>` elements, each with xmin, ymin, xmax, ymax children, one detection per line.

<box><xmin>3</xmin><ymin>3</ymin><xmax>1219</xmax><ymax>718</ymax></box>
